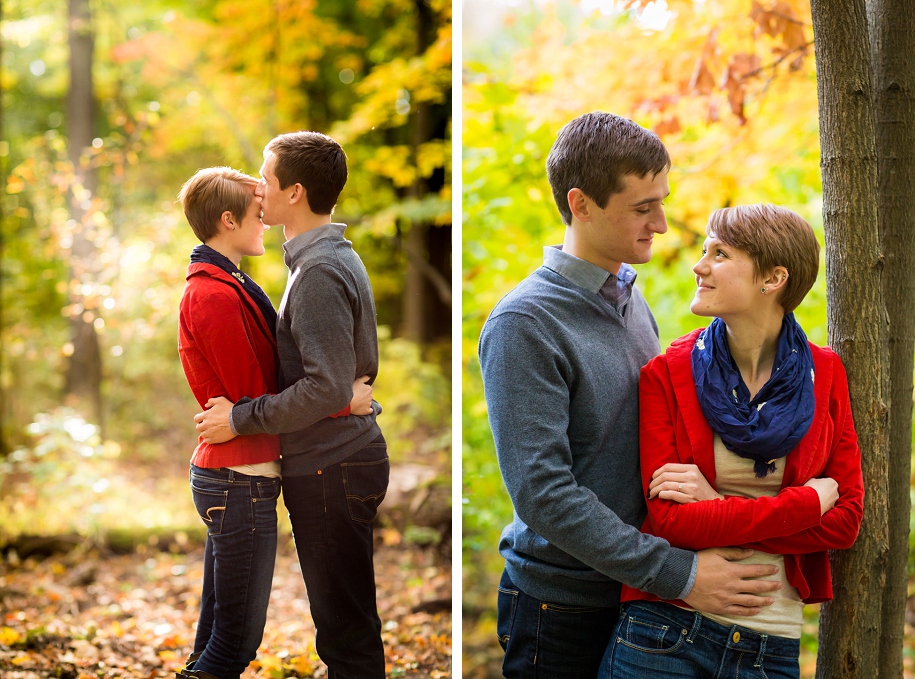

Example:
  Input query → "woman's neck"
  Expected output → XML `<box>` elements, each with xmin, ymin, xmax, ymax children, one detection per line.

<box><xmin>203</xmin><ymin>238</ymin><xmax>242</xmax><ymax>267</ymax></box>
<box><xmin>724</xmin><ymin>313</ymin><xmax>785</xmax><ymax>399</ymax></box>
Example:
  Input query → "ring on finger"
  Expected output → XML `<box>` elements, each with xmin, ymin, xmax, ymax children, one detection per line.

<box><xmin>678</xmin><ymin>482</ymin><xmax>683</xmax><ymax>492</ymax></box>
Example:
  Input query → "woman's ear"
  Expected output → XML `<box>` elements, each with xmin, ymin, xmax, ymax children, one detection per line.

<box><xmin>762</xmin><ymin>266</ymin><xmax>790</xmax><ymax>292</ymax></box>
<box><xmin>220</xmin><ymin>210</ymin><xmax>236</xmax><ymax>231</ymax></box>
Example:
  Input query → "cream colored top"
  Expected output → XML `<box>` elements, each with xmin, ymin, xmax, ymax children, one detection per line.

<box><xmin>228</xmin><ymin>460</ymin><xmax>282</xmax><ymax>478</ymax></box>
<box><xmin>696</xmin><ymin>436</ymin><xmax>804</xmax><ymax>639</ymax></box>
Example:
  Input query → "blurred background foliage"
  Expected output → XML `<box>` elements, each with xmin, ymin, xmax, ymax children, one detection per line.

<box><xmin>0</xmin><ymin>0</ymin><xmax>451</xmax><ymax>548</ymax></box>
<box><xmin>461</xmin><ymin>0</ymin><xmax>914</xmax><ymax>676</ymax></box>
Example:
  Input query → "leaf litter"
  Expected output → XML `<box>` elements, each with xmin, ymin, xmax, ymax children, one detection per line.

<box><xmin>0</xmin><ymin>539</ymin><xmax>451</xmax><ymax>678</ymax></box>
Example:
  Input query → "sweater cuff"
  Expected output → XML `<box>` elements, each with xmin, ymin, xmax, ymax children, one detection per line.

<box><xmin>230</xmin><ymin>396</ymin><xmax>259</xmax><ymax>436</ymax></box>
<box><xmin>675</xmin><ymin>553</ymin><xmax>699</xmax><ymax>600</ymax></box>
<box><xmin>228</xmin><ymin>408</ymin><xmax>239</xmax><ymax>436</ymax></box>
<box><xmin>646</xmin><ymin>546</ymin><xmax>698</xmax><ymax>601</ymax></box>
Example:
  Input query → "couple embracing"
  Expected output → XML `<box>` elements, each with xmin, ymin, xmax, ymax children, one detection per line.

<box><xmin>175</xmin><ymin>132</ymin><xmax>387</xmax><ymax>679</ymax></box>
<box><xmin>480</xmin><ymin>112</ymin><xmax>864</xmax><ymax>679</ymax></box>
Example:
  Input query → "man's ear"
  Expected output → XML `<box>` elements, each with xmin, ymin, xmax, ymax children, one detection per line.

<box><xmin>567</xmin><ymin>188</ymin><xmax>593</xmax><ymax>223</ymax></box>
<box><xmin>288</xmin><ymin>183</ymin><xmax>306</xmax><ymax>206</ymax></box>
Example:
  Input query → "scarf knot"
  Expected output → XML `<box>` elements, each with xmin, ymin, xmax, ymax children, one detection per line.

<box><xmin>691</xmin><ymin>314</ymin><xmax>815</xmax><ymax>477</ymax></box>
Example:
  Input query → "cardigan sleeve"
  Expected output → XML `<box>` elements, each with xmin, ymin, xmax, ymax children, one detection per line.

<box><xmin>742</xmin><ymin>353</ymin><xmax>864</xmax><ymax>554</ymax></box>
<box><xmin>183</xmin><ymin>284</ymin><xmax>272</xmax><ymax>405</ymax></box>
<box><xmin>639</xmin><ymin>360</ymin><xmax>824</xmax><ymax>551</ymax></box>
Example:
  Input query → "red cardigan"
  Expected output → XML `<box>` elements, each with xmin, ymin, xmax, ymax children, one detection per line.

<box><xmin>179</xmin><ymin>263</ymin><xmax>282</xmax><ymax>468</ymax></box>
<box><xmin>621</xmin><ymin>328</ymin><xmax>864</xmax><ymax>605</ymax></box>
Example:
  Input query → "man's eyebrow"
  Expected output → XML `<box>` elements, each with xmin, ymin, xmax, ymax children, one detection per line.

<box><xmin>628</xmin><ymin>192</ymin><xmax>670</xmax><ymax>207</ymax></box>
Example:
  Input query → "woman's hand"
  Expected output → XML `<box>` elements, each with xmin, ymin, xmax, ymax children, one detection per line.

<box><xmin>349</xmin><ymin>376</ymin><xmax>374</xmax><ymax>415</ymax></box>
<box><xmin>804</xmin><ymin>477</ymin><xmax>839</xmax><ymax>515</ymax></box>
<box><xmin>649</xmin><ymin>463</ymin><xmax>724</xmax><ymax>504</ymax></box>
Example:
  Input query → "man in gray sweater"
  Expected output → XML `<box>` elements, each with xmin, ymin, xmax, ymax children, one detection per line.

<box><xmin>195</xmin><ymin>132</ymin><xmax>387</xmax><ymax>678</ymax></box>
<box><xmin>479</xmin><ymin>112</ymin><xmax>781</xmax><ymax>678</ymax></box>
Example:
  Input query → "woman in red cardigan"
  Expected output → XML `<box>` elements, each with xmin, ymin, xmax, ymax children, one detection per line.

<box><xmin>600</xmin><ymin>204</ymin><xmax>863</xmax><ymax>679</ymax></box>
<box><xmin>175</xmin><ymin>168</ymin><xmax>372</xmax><ymax>679</ymax></box>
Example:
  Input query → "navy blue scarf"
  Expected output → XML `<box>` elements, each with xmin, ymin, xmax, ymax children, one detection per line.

<box><xmin>691</xmin><ymin>314</ymin><xmax>815</xmax><ymax>477</ymax></box>
<box><xmin>190</xmin><ymin>245</ymin><xmax>277</xmax><ymax>339</ymax></box>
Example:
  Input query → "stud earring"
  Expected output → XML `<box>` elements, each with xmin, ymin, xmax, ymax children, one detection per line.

<box><xmin>761</xmin><ymin>287</ymin><xmax>767</xmax><ymax>293</ymax></box>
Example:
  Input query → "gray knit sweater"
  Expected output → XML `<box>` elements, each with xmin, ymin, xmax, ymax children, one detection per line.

<box><xmin>479</xmin><ymin>247</ymin><xmax>696</xmax><ymax>607</ymax></box>
<box><xmin>231</xmin><ymin>223</ymin><xmax>383</xmax><ymax>477</ymax></box>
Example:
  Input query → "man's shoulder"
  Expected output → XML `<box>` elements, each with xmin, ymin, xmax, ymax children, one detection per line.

<box><xmin>488</xmin><ymin>266</ymin><xmax>579</xmax><ymax>317</ymax></box>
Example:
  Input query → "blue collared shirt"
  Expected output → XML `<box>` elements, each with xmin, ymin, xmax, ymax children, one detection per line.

<box><xmin>543</xmin><ymin>246</ymin><xmax>638</xmax><ymax>312</ymax></box>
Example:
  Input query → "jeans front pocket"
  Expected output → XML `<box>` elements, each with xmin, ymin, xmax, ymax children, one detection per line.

<box><xmin>341</xmin><ymin>446</ymin><xmax>390</xmax><ymax>524</ymax></box>
<box><xmin>616</xmin><ymin>605</ymin><xmax>688</xmax><ymax>655</ymax></box>
<box><xmin>191</xmin><ymin>486</ymin><xmax>229</xmax><ymax>535</ymax></box>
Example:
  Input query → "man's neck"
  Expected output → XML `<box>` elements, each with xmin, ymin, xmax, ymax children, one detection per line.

<box><xmin>562</xmin><ymin>227</ymin><xmax>623</xmax><ymax>276</ymax></box>
<box><xmin>282</xmin><ymin>212</ymin><xmax>335</xmax><ymax>242</ymax></box>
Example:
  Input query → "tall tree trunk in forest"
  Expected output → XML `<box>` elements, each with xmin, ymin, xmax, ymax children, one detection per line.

<box><xmin>66</xmin><ymin>0</ymin><xmax>102</xmax><ymax>424</ymax></box>
<box><xmin>401</xmin><ymin>0</ymin><xmax>432</xmax><ymax>345</ymax></box>
<box><xmin>871</xmin><ymin>0</ymin><xmax>915</xmax><ymax>675</ymax></box>
<box><xmin>811</xmin><ymin>0</ymin><xmax>893</xmax><ymax>676</ymax></box>
<box><xmin>0</xmin><ymin>0</ymin><xmax>6</xmax><ymax>455</ymax></box>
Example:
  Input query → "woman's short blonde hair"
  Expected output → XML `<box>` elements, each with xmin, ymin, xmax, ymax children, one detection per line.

<box><xmin>178</xmin><ymin>167</ymin><xmax>258</xmax><ymax>243</ymax></box>
<box><xmin>708</xmin><ymin>204</ymin><xmax>820</xmax><ymax>313</ymax></box>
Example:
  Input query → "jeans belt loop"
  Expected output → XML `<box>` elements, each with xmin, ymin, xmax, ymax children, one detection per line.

<box><xmin>754</xmin><ymin>633</ymin><xmax>768</xmax><ymax>668</ymax></box>
<box><xmin>685</xmin><ymin>610</ymin><xmax>703</xmax><ymax>644</ymax></box>
<box><xmin>227</xmin><ymin>469</ymin><xmax>236</xmax><ymax>482</ymax></box>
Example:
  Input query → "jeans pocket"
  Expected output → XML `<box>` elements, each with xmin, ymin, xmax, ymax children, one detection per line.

<box><xmin>341</xmin><ymin>453</ymin><xmax>390</xmax><ymax>523</ymax></box>
<box><xmin>191</xmin><ymin>486</ymin><xmax>229</xmax><ymax>535</ymax></box>
<box><xmin>254</xmin><ymin>478</ymin><xmax>280</xmax><ymax>502</ymax></box>
<box><xmin>496</xmin><ymin>584</ymin><xmax>519</xmax><ymax>649</ymax></box>
<box><xmin>616</xmin><ymin>606</ymin><xmax>687</xmax><ymax>654</ymax></box>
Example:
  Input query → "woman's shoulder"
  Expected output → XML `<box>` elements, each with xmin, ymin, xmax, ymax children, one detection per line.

<box><xmin>808</xmin><ymin>341</ymin><xmax>843</xmax><ymax>371</ymax></box>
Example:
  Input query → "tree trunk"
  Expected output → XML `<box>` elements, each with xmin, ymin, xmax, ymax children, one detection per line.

<box><xmin>811</xmin><ymin>0</ymin><xmax>890</xmax><ymax>676</ymax></box>
<box><xmin>401</xmin><ymin>0</ymin><xmax>432</xmax><ymax>344</ymax></box>
<box><xmin>869</xmin><ymin>0</ymin><xmax>915</xmax><ymax>675</ymax></box>
<box><xmin>65</xmin><ymin>0</ymin><xmax>102</xmax><ymax>425</ymax></box>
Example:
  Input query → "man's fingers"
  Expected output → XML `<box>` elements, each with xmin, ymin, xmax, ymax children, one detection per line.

<box><xmin>723</xmin><ymin>603</ymin><xmax>767</xmax><ymax>617</ymax></box>
<box><xmin>730</xmin><ymin>563</ymin><xmax>780</xmax><ymax>580</ymax></box>
<box><xmin>712</xmin><ymin>547</ymin><xmax>755</xmax><ymax>561</ymax></box>
<box><xmin>194</xmin><ymin>412</ymin><xmax>205</xmax><ymax>423</ymax></box>
<box><xmin>358</xmin><ymin>375</ymin><xmax>370</xmax><ymax>384</ymax></box>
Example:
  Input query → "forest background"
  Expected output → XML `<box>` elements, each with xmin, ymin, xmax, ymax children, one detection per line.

<box><xmin>461</xmin><ymin>0</ymin><xmax>914</xmax><ymax>677</ymax></box>
<box><xmin>1</xmin><ymin>0</ymin><xmax>452</xmax><ymax>677</ymax></box>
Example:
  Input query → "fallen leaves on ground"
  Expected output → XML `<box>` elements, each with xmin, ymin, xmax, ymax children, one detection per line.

<box><xmin>0</xmin><ymin>540</ymin><xmax>451</xmax><ymax>678</ymax></box>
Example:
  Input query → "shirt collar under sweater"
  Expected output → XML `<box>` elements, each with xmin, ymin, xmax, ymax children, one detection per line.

<box><xmin>542</xmin><ymin>245</ymin><xmax>637</xmax><ymax>310</ymax></box>
<box><xmin>283</xmin><ymin>222</ymin><xmax>347</xmax><ymax>266</ymax></box>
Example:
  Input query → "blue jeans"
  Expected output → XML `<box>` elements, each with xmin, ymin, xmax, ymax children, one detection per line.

<box><xmin>282</xmin><ymin>436</ymin><xmax>389</xmax><ymax>679</ymax></box>
<box><xmin>497</xmin><ymin>570</ymin><xmax>620</xmax><ymax>679</ymax></box>
<box><xmin>599</xmin><ymin>601</ymin><xmax>801</xmax><ymax>679</ymax></box>
<box><xmin>190</xmin><ymin>465</ymin><xmax>279</xmax><ymax>679</ymax></box>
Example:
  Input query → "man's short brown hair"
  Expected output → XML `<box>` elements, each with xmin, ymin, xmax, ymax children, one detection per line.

<box><xmin>266</xmin><ymin>131</ymin><xmax>348</xmax><ymax>215</ymax></box>
<box><xmin>708</xmin><ymin>204</ymin><xmax>820</xmax><ymax>313</ymax></box>
<box><xmin>546</xmin><ymin>112</ymin><xmax>671</xmax><ymax>226</ymax></box>
<box><xmin>177</xmin><ymin>167</ymin><xmax>257</xmax><ymax>243</ymax></box>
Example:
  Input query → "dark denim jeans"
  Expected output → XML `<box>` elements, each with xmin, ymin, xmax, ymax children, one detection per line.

<box><xmin>190</xmin><ymin>465</ymin><xmax>279</xmax><ymax>679</ymax></box>
<box><xmin>599</xmin><ymin>601</ymin><xmax>801</xmax><ymax>679</ymax></box>
<box><xmin>282</xmin><ymin>436</ymin><xmax>389</xmax><ymax>679</ymax></box>
<box><xmin>497</xmin><ymin>570</ymin><xmax>620</xmax><ymax>679</ymax></box>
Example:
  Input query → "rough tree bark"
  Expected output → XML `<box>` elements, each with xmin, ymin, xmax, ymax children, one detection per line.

<box><xmin>65</xmin><ymin>0</ymin><xmax>102</xmax><ymax>424</ymax></box>
<box><xmin>402</xmin><ymin>0</ymin><xmax>433</xmax><ymax>345</ymax></box>
<box><xmin>870</xmin><ymin>0</ymin><xmax>915</xmax><ymax>675</ymax></box>
<box><xmin>811</xmin><ymin>0</ymin><xmax>891</xmax><ymax>676</ymax></box>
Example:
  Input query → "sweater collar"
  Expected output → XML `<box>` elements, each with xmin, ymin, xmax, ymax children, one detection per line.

<box><xmin>283</xmin><ymin>222</ymin><xmax>347</xmax><ymax>266</ymax></box>
<box><xmin>542</xmin><ymin>245</ymin><xmax>636</xmax><ymax>295</ymax></box>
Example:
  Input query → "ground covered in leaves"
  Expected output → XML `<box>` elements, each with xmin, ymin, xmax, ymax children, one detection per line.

<box><xmin>0</xmin><ymin>540</ymin><xmax>451</xmax><ymax>678</ymax></box>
